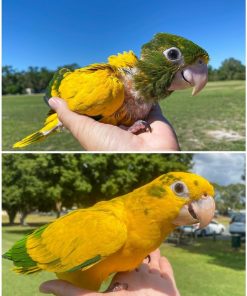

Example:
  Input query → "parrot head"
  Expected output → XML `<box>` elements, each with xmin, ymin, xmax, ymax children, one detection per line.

<box><xmin>134</xmin><ymin>33</ymin><xmax>209</xmax><ymax>100</ymax></box>
<box><xmin>149</xmin><ymin>172</ymin><xmax>215</xmax><ymax>229</ymax></box>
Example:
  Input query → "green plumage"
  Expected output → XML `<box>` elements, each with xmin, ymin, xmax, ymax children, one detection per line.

<box><xmin>67</xmin><ymin>255</ymin><xmax>102</xmax><ymax>272</ymax></box>
<box><xmin>2</xmin><ymin>224</ymin><xmax>49</xmax><ymax>271</ymax></box>
<box><xmin>44</xmin><ymin>68</ymin><xmax>71</xmax><ymax>104</ymax></box>
<box><xmin>134</xmin><ymin>33</ymin><xmax>209</xmax><ymax>101</ymax></box>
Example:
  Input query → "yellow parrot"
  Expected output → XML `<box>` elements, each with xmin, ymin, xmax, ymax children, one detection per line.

<box><xmin>3</xmin><ymin>172</ymin><xmax>215</xmax><ymax>291</ymax></box>
<box><xmin>13</xmin><ymin>33</ymin><xmax>209</xmax><ymax>147</ymax></box>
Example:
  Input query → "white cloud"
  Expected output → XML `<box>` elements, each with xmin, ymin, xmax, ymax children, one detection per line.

<box><xmin>192</xmin><ymin>153</ymin><xmax>245</xmax><ymax>186</ymax></box>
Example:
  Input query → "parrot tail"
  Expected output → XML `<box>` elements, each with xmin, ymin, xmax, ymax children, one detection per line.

<box><xmin>13</xmin><ymin>266</ymin><xmax>42</xmax><ymax>274</ymax></box>
<box><xmin>13</xmin><ymin>113</ymin><xmax>62</xmax><ymax>148</ymax></box>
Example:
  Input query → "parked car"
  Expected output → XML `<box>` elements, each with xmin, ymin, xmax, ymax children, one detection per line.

<box><xmin>196</xmin><ymin>220</ymin><xmax>225</xmax><ymax>236</ymax></box>
<box><xmin>178</xmin><ymin>220</ymin><xmax>225</xmax><ymax>237</ymax></box>
<box><xmin>178</xmin><ymin>224</ymin><xmax>199</xmax><ymax>235</ymax></box>
<box><xmin>229</xmin><ymin>212</ymin><xmax>246</xmax><ymax>237</ymax></box>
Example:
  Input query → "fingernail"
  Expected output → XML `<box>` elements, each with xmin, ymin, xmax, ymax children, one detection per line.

<box><xmin>48</xmin><ymin>98</ymin><xmax>60</xmax><ymax>109</ymax></box>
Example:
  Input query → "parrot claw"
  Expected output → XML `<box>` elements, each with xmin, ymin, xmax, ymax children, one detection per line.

<box><xmin>106</xmin><ymin>282</ymin><xmax>128</xmax><ymax>292</ymax></box>
<box><xmin>145</xmin><ymin>254</ymin><xmax>151</xmax><ymax>263</ymax></box>
<box><xmin>128</xmin><ymin>120</ymin><xmax>152</xmax><ymax>134</ymax></box>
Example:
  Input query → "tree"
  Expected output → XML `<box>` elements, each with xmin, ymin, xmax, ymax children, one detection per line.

<box><xmin>2</xmin><ymin>66</ymin><xmax>25</xmax><ymax>94</ymax></box>
<box><xmin>24</xmin><ymin>66</ymin><xmax>54</xmax><ymax>93</ymax></box>
<box><xmin>218</xmin><ymin>58</ymin><xmax>245</xmax><ymax>80</ymax></box>
<box><xmin>214</xmin><ymin>183</ymin><xmax>245</xmax><ymax>215</ymax></box>
<box><xmin>75</xmin><ymin>154</ymin><xmax>193</xmax><ymax>205</ymax></box>
<box><xmin>208</xmin><ymin>65</ymin><xmax>219</xmax><ymax>81</ymax></box>
<box><xmin>2</xmin><ymin>154</ymin><xmax>44</xmax><ymax>225</ymax></box>
<box><xmin>2</xmin><ymin>154</ymin><xmax>193</xmax><ymax>223</ymax></box>
<box><xmin>35</xmin><ymin>154</ymin><xmax>92</xmax><ymax>217</ymax></box>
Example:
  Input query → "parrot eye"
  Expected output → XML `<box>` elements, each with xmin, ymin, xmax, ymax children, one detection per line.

<box><xmin>171</xmin><ymin>181</ymin><xmax>189</xmax><ymax>198</ymax></box>
<box><xmin>163</xmin><ymin>47</ymin><xmax>182</xmax><ymax>62</ymax></box>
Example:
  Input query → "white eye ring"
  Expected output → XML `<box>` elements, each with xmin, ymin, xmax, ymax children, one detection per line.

<box><xmin>163</xmin><ymin>47</ymin><xmax>182</xmax><ymax>62</ymax></box>
<box><xmin>171</xmin><ymin>181</ymin><xmax>189</xmax><ymax>198</ymax></box>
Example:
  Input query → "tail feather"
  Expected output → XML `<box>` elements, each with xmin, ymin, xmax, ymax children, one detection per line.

<box><xmin>2</xmin><ymin>250</ymin><xmax>12</xmax><ymax>260</ymax></box>
<box><xmin>13</xmin><ymin>131</ymin><xmax>47</xmax><ymax>148</ymax></box>
<box><xmin>14</xmin><ymin>266</ymin><xmax>42</xmax><ymax>274</ymax></box>
<box><xmin>13</xmin><ymin>113</ymin><xmax>61</xmax><ymax>148</ymax></box>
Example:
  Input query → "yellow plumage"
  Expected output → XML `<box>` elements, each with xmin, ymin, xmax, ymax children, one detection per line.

<box><xmin>4</xmin><ymin>172</ymin><xmax>215</xmax><ymax>291</ymax></box>
<box><xmin>13</xmin><ymin>51</ymin><xmax>138</xmax><ymax>148</ymax></box>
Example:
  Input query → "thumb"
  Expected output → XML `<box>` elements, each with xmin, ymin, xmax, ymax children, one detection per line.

<box><xmin>39</xmin><ymin>280</ymin><xmax>98</xmax><ymax>296</ymax></box>
<box><xmin>48</xmin><ymin>97</ymin><xmax>97</xmax><ymax>141</ymax></box>
<box><xmin>48</xmin><ymin>97</ymin><xmax>82</xmax><ymax>130</ymax></box>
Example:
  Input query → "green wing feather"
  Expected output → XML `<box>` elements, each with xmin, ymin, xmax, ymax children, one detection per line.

<box><xmin>2</xmin><ymin>224</ymin><xmax>49</xmax><ymax>273</ymax></box>
<box><xmin>44</xmin><ymin>68</ymin><xmax>71</xmax><ymax>105</ymax></box>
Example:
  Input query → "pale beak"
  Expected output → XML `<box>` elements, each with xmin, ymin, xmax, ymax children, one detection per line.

<box><xmin>168</xmin><ymin>59</ymin><xmax>208</xmax><ymax>96</ymax></box>
<box><xmin>172</xmin><ymin>195</ymin><xmax>215</xmax><ymax>228</ymax></box>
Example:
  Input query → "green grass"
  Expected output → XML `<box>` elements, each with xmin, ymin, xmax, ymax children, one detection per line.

<box><xmin>2</xmin><ymin>94</ymin><xmax>82</xmax><ymax>151</ymax></box>
<box><xmin>161</xmin><ymin>239</ymin><xmax>245</xmax><ymax>296</ymax></box>
<box><xmin>2</xmin><ymin>221</ymin><xmax>245</xmax><ymax>296</ymax></box>
<box><xmin>2</xmin><ymin>81</ymin><xmax>245</xmax><ymax>151</ymax></box>
<box><xmin>161</xmin><ymin>80</ymin><xmax>245</xmax><ymax>151</ymax></box>
<box><xmin>2</xmin><ymin>225</ymin><xmax>56</xmax><ymax>296</ymax></box>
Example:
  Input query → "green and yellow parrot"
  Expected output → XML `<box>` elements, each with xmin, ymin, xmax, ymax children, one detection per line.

<box><xmin>3</xmin><ymin>172</ymin><xmax>215</xmax><ymax>291</ymax></box>
<box><xmin>13</xmin><ymin>33</ymin><xmax>209</xmax><ymax>148</ymax></box>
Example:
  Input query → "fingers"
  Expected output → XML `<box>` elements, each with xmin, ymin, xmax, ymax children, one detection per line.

<box><xmin>137</xmin><ymin>263</ymin><xmax>150</xmax><ymax>273</ymax></box>
<box><xmin>148</xmin><ymin>249</ymin><xmax>161</xmax><ymax>275</ymax></box>
<box><xmin>39</xmin><ymin>280</ymin><xmax>96</xmax><ymax>296</ymax></box>
<box><xmin>159</xmin><ymin>256</ymin><xmax>179</xmax><ymax>294</ymax></box>
<box><xmin>159</xmin><ymin>256</ymin><xmax>174</xmax><ymax>278</ymax></box>
<box><xmin>48</xmin><ymin>97</ymin><xmax>97</xmax><ymax>136</ymax></box>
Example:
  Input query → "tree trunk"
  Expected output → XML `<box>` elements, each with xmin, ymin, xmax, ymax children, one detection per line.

<box><xmin>55</xmin><ymin>200</ymin><xmax>62</xmax><ymax>218</ymax></box>
<box><xmin>6</xmin><ymin>209</ymin><xmax>17</xmax><ymax>225</ymax></box>
<box><xmin>19</xmin><ymin>211</ymin><xmax>29</xmax><ymax>226</ymax></box>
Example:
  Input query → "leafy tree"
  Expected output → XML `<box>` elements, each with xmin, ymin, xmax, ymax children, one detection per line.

<box><xmin>214</xmin><ymin>183</ymin><xmax>245</xmax><ymax>215</ymax></box>
<box><xmin>35</xmin><ymin>154</ymin><xmax>92</xmax><ymax>217</ymax></box>
<box><xmin>208</xmin><ymin>65</ymin><xmax>219</xmax><ymax>81</ymax></box>
<box><xmin>2</xmin><ymin>66</ymin><xmax>25</xmax><ymax>94</ymax></box>
<box><xmin>2</xmin><ymin>154</ymin><xmax>193</xmax><ymax>223</ymax></box>
<box><xmin>2</xmin><ymin>154</ymin><xmax>44</xmax><ymax>225</ymax></box>
<box><xmin>218</xmin><ymin>58</ymin><xmax>245</xmax><ymax>80</ymax></box>
<box><xmin>24</xmin><ymin>66</ymin><xmax>54</xmax><ymax>93</ymax></box>
<box><xmin>75</xmin><ymin>154</ymin><xmax>193</xmax><ymax>205</ymax></box>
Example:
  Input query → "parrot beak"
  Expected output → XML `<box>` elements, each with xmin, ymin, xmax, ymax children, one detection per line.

<box><xmin>172</xmin><ymin>195</ymin><xmax>215</xmax><ymax>228</ymax></box>
<box><xmin>168</xmin><ymin>59</ymin><xmax>208</xmax><ymax>96</ymax></box>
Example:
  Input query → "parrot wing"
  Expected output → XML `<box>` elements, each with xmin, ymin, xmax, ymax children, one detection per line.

<box><xmin>45</xmin><ymin>64</ymin><xmax>125</xmax><ymax>119</ymax></box>
<box><xmin>5</xmin><ymin>209</ymin><xmax>127</xmax><ymax>274</ymax></box>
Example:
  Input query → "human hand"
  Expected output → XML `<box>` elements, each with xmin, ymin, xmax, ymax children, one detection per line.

<box><xmin>39</xmin><ymin>249</ymin><xmax>180</xmax><ymax>296</ymax></box>
<box><xmin>48</xmin><ymin>98</ymin><xmax>180</xmax><ymax>151</ymax></box>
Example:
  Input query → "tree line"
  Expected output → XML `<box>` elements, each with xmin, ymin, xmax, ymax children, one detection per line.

<box><xmin>2</xmin><ymin>58</ymin><xmax>245</xmax><ymax>95</ymax></box>
<box><xmin>2</xmin><ymin>63</ymin><xmax>79</xmax><ymax>95</ymax></box>
<box><xmin>2</xmin><ymin>154</ymin><xmax>245</xmax><ymax>225</ymax></box>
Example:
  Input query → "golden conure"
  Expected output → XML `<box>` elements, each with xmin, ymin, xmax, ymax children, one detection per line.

<box><xmin>3</xmin><ymin>172</ymin><xmax>215</xmax><ymax>291</ymax></box>
<box><xmin>13</xmin><ymin>33</ymin><xmax>209</xmax><ymax>148</ymax></box>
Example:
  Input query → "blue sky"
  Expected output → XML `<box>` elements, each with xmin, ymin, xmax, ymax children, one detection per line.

<box><xmin>3</xmin><ymin>0</ymin><xmax>245</xmax><ymax>71</ymax></box>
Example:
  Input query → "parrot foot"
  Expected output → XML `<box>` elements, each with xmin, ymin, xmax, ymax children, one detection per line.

<box><xmin>146</xmin><ymin>254</ymin><xmax>151</xmax><ymax>263</ymax></box>
<box><xmin>106</xmin><ymin>282</ymin><xmax>128</xmax><ymax>292</ymax></box>
<box><xmin>128</xmin><ymin>120</ymin><xmax>152</xmax><ymax>134</ymax></box>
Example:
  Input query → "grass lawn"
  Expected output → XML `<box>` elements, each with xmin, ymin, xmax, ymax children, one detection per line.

<box><xmin>2</xmin><ymin>81</ymin><xmax>245</xmax><ymax>151</ymax></box>
<box><xmin>2</xmin><ymin>218</ymin><xmax>245</xmax><ymax>296</ymax></box>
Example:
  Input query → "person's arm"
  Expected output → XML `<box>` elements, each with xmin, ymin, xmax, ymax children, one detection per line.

<box><xmin>48</xmin><ymin>98</ymin><xmax>180</xmax><ymax>151</ymax></box>
<box><xmin>39</xmin><ymin>249</ymin><xmax>180</xmax><ymax>296</ymax></box>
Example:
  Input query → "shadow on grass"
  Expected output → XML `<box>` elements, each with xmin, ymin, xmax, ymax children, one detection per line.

<box><xmin>173</xmin><ymin>237</ymin><xmax>245</xmax><ymax>271</ymax></box>
<box><xmin>2</xmin><ymin>223</ymin><xmax>48</xmax><ymax>236</ymax></box>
